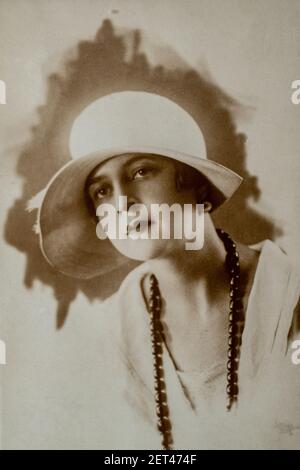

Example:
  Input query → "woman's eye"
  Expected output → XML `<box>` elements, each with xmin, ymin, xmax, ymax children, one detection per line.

<box><xmin>94</xmin><ymin>186</ymin><xmax>109</xmax><ymax>200</ymax></box>
<box><xmin>132</xmin><ymin>167</ymin><xmax>152</xmax><ymax>179</ymax></box>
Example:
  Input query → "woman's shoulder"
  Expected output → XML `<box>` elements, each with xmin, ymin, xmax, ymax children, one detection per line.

<box><xmin>248</xmin><ymin>239</ymin><xmax>300</xmax><ymax>341</ymax></box>
<box><xmin>254</xmin><ymin>239</ymin><xmax>300</xmax><ymax>291</ymax></box>
<box><xmin>242</xmin><ymin>238</ymin><xmax>300</xmax><ymax>288</ymax></box>
<box><xmin>249</xmin><ymin>239</ymin><xmax>299</xmax><ymax>270</ymax></box>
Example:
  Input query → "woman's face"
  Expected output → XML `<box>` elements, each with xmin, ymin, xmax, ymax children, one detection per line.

<box><xmin>86</xmin><ymin>153</ymin><xmax>201</xmax><ymax>261</ymax></box>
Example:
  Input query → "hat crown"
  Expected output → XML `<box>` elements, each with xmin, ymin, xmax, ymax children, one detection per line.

<box><xmin>69</xmin><ymin>91</ymin><xmax>207</xmax><ymax>160</ymax></box>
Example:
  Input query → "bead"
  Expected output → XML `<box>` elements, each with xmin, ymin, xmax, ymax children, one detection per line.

<box><xmin>227</xmin><ymin>347</ymin><xmax>238</xmax><ymax>360</ymax></box>
<box><xmin>227</xmin><ymin>382</ymin><xmax>239</xmax><ymax>396</ymax></box>
<box><xmin>155</xmin><ymin>354</ymin><xmax>163</xmax><ymax>361</ymax></box>
<box><xmin>227</xmin><ymin>371</ymin><xmax>238</xmax><ymax>383</ymax></box>
<box><xmin>157</xmin><ymin>421</ymin><xmax>164</xmax><ymax>432</ymax></box>
<box><xmin>227</xmin><ymin>359</ymin><xmax>237</xmax><ymax>371</ymax></box>
<box><xmin>229</xmin><ymin>289</ymin><xmax>239</xmax><ymax>299</ymax></box>
<box><xmin>150</xmin><ymin>274</ymin><xmax>158</xmax><ymax>285</ymax></box>
<box><xmin>154</xmin><ymin>345</ymin><xmax>163</xmax><ymax>355</ymax></box>
<box><xmin>228</xmin><ymin>322</ymin><xmax>239</xmax><ymax>336</ymax></box>
<box><xmin>153</xmin><ymin>322</ymin><xmax>163</xmax><ymax>333</ymax></box>
<box><xmin>231</xmin><ymin>308</ymin><xmax>244</xmax><ymax>323</ymax></box>
<box><xmin>230</xmin><ymin>284</ymin><xmax>240</xmax><ymax>293</ymax></box>
<box><xmin>161</xmin><ymin>408</ymin><xmax>169</xmax><ymax>418</ymax></box>
<box><xmin>162</xmin><ymin>418</ymin><xmax>171</xmax><ymax>431</ymax></box>
<box><xmin>154</xmin><ymin>382</ymin><xmax>161</xmax><ymax>391</ymax></box>
<box><xmin>162</xmin><ymin>437</ymin><xmax>172</xmax><ymax>450</ymax></box>
<box><xmin>229</xmin><ymin>298</ymin><xmax>243</xmax><ymax>311</ymax></box>
<box><xmin>228</xmin><ymin>335</ymin><xmax>239</xmax><ymax>348</ymax></box>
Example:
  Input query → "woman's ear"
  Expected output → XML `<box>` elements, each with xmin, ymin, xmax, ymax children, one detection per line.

<box><xmin>203</xmin><ymin>201</ymin><xmax>213</xmax><ymax>212</ymax></box>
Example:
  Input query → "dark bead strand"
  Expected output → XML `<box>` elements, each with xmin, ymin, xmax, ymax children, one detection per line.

<box><xmin>216</xmin><ymin>229</ymin><xmax>245</xmax><ymax>410</ymax></box>
<box><xmin>149</xmin><ymin>274</ymin><xmax>173</xmax><ymax>450</ymax></box>
<box><xmin>148</xmin><ymin>230</ymin><xmax>245</xmax><ymax>449</ymax></box>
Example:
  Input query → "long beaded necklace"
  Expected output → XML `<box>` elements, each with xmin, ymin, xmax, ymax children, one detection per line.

<box><xmin>147</xmin><ymin>229</ymin><xmax>245</xmax><ymax>450</ymax></box>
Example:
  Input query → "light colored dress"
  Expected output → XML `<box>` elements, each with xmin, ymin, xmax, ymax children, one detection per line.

<box><xmin>96</xmin><ymin>239</ymin><xmax>300</xmax><ymax>449</ymax></box>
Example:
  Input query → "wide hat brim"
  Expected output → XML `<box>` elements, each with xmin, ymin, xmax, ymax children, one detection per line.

<box><xmin>37</xmin><ymin>146</ymin><xmax>243</xmax><ymax>279</ymax></box>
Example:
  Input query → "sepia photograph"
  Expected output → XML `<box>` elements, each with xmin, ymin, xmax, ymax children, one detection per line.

<box><xmin>0</xmin><ymin>0</ymin><xmax>300</xmax><ymax>451</ymax></box>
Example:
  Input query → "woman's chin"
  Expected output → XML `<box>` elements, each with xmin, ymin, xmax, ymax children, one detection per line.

<box><xmin>110</xmin><ymin>238</ymin><xmax>170</xmax><ymax>261</ymax></box>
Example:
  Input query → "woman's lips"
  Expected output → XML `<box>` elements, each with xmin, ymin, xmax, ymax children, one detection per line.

<box><xmin>127</xmin><ymin>219</ymin><xmax>153</xmax><ymax>235</ymax></box>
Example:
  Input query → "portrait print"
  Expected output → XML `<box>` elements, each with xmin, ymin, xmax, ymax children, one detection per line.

<box><xmin>0</xmin><ymin>0</ymin><xmax>299</xmax><ymax>451</ymax></box>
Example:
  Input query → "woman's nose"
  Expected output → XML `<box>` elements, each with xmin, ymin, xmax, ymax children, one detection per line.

<box><xmin>112</xmin><ymin>183</ymin><xmax>138</xmax><ymax>213</ymax></box>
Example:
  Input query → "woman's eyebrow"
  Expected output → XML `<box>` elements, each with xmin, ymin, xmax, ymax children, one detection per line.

<box><xmin>86</xmin><ymin>173</ymin><xmax>109</xmax><ymax>187</ymax></box>
<box><xmin>86</xmin><ymin>154</ymin><xmax>159</xmax><ymax>186</ymax></box>
<box><xmin>123</xmin><ymin>154</ymin><xmax>159</xmax><ymax>168</ymax></box>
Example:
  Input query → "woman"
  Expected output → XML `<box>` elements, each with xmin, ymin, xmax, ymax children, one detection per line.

<box><xmin>30</xmin><ymin>91</ymin><xmax>300</xmax><ymax>449</ymax></box>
